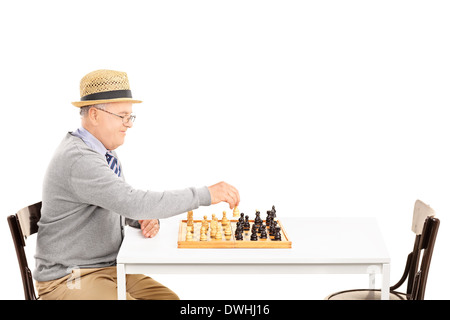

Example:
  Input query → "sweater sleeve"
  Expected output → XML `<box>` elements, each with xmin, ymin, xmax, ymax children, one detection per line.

<box><xmin>69</xmin><ymin>153</ymin><xmax>211</xmax><ymax>220</ymax></box>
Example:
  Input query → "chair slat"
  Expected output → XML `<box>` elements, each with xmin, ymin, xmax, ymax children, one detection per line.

<box><xmin>16</xmin><ymin>202</ymin><xmax>41</xmax><ymax>239</ymax></box>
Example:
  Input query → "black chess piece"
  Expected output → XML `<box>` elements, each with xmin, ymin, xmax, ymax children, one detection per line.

<box><xmin>274</xmin><ymin>226</ymin><xmax>282</xmax><ymax>241</ymax></box>
<box><xmin>235</xmin><ymin>222</ymin><xmax>243</xmax><ymax>234</ymax></box>
<box><xmin>271</xmin><ymin>205</ymin><xmax>276</xmax><ymax>217</ymax></box>
<box><xmin>260</xmin><ymin>223</ymin><xmax>265</xmax><ymax>234</ymax></box>
<box><xmin>250</xmin><ymin>228</ymin><xmax>258</xmax><ymax>241</ymax></box>
<box><xmin>260</xmin><ymin>227</ymin><xmax>267</xmax><ymax>239</ymax></box>
<box><xmin>269</xmin><ymin>220</ymin><xmax>276</xmax><ymax>237</ymax></box>
<box><xmin>235</xmin><ymin>230</ymin><xmax>243</xmax><ymax>240</ymax></box>
<box><xmin>244</xmin><ymin>215</ymin><xmax>250</xmax><ymax>231</ymax></box>
<box><xmin>266</xmin><ymin>210</ymin><xmax>272</xmax><ymax>226</ymax></box>
<box><xmin>259</xmin><ymin>223</ymin><xmax>265</xmax><ymax>234</ymax></box>
<box><xmin>239</xmin><ymin>213</ymin><xmax>245</xmax><ymax>224</ymax></box>
<box><xmin>254</xmin><ymin>211</ymin><xmax>262</xmax><ymax>226</ymax></box>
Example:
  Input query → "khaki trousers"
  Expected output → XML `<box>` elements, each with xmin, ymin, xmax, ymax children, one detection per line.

<box><xmin>35</xmin><ymin>266</ymin><xmax>179</xmax><ymax>300</ymax></box>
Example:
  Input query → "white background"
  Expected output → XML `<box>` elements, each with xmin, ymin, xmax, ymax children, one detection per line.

<box><xmin>1</xmin><ymin>0</ymin><xmax>449</xmax><ymax>300</ymax></box>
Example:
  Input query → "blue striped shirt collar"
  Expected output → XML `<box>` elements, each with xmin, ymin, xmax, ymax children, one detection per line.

<box><xmin>71</xmin><ymin>126</ymin><xmax>108</xmax><ymax>156</ymax></box>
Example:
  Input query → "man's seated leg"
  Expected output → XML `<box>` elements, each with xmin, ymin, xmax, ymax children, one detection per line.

<box><xmin>36</xmin><ymin>266</ymin><xmax>118</xmax><ymax>300</ymax></box>
<box><xmin>125</xmin><ymin>273</ymin><xmax>180</xmax><ymax>300</ymax></box>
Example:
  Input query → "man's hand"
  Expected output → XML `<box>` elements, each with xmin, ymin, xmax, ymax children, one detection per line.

<box><xmin>207</xmin><ymin>181</ymin><xmax>240</xmax><ymax>209</ymax></box>
<box><xmin>139</xmin><ymin>219</ymin><xmax>160</xmax><ymax>238</ymax></box>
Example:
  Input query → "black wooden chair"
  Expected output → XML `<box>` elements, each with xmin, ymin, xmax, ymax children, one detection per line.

<box><xmin>7</xmin><ymin>202</ymin><xmax>42</xmax><ymax>300</ymax></box>
<box><xmin>326</xmin><ymin>200</ymin><xmax>440</xmax><ymax>300</ymax></box>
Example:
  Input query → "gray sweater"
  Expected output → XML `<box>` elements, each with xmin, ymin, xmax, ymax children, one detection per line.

<box><xmin>34</xmin><ymin>133</ymin><xmax>211</xmax><ymax>281</ymax></box>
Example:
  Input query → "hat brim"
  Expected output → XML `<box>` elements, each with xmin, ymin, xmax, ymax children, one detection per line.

<box><xmin>71</xmin><ymin>98</ymin><xmax>143</xmax><ymax>108</ymax></box>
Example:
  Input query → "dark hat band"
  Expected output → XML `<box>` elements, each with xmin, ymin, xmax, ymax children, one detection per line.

<box><xmin>80</xmin><ymin>89</ymin><xmax>133</xmax><ymax>101</ymax></box>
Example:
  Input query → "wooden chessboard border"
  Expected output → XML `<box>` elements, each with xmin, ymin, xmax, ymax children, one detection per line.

<box><xmin>177</xmin><ymin>219</ymin><xmax>292</xmax><ymax>249</ymax></box>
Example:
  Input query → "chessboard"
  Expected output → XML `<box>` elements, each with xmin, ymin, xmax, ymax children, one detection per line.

<box><xmin>177</xmin><ymin>207</ymin><xmax>292</xmax><ymax>249</ymax></box>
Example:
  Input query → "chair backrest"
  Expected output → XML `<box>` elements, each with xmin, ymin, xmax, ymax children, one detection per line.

<box><xmin>7</xmin><ymin>202</ymin><xmax>42</xmax><ymax>300</ymax></box>
<box><xmin>411</xmin><ymin>199</ymin><xmax>435</xmax><ymax>235</ymax></box>
<box><xmin>400</xmin><ymin>200</ymin><xmax>439</xmax><ymax>299</ymax></box>
<box><xmin>410</xmin><ymin>216</ymin><xmax>440</xmax><ymax>300</ymax></box>
<box><xmin>405</xmin><ymin>200</ymin><xmax>434</xmax><ymax>293</ymax></box>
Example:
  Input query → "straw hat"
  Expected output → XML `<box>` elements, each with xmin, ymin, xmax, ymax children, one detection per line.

<box><xmin>72</xmin><ymin>69</ymin><xmax>142</xmax><ymax>107</ymax></box>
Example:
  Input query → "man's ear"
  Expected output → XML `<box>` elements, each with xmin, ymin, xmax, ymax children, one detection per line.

<box><xmin>88</xmin><ymin>107</ymin><xmax>99</xmax><ymax>125</ymax></box>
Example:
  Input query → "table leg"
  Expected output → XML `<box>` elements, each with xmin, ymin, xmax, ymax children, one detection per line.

<box><xmin>381</xmin><ymin>263</ymin><xmax>390</xmax><ymax>300</ymax></box>
<box><xmin>369</xmin><ymin>273</ymin><xmax>375</xmax><ymax>289</ymax></box>
<box><xmin>117</xmin><ymin>263</ymin><xmax>126</xmax><ymax>300</ymax></box>
<box><xmin>366</xmin><ymin>265</ymin><xmax>377</xmax><ymax>289</ymax></box>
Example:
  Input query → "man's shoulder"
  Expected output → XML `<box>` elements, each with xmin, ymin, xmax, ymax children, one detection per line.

<box><xmin>52</xmin><ymin>133</ymin><xmax>104</xmax><ymax>166</ymax></box>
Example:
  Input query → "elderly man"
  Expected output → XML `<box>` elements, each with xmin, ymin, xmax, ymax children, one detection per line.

<box><xmin>34</xmin><ymin>69</ymin><xmax>240</xmax><ymax>300</ymax></box>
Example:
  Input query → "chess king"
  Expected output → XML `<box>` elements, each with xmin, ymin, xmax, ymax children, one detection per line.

<box><xmin>34</xmin><ymin>69</ymin><xmax>240</xmax><ymax>300</ymax></box>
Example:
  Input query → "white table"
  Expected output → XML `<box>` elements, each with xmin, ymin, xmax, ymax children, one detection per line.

<box><xmin>116</xmin><ymin>217</ymin><xmax>390</xmax><ymax>300</ymax></box>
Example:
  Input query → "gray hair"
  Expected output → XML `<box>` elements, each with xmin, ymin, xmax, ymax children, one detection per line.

<box><xmin>80</xmin><ymin>103</ymin><xmax>108</xmax><ymax>117</ymax></box>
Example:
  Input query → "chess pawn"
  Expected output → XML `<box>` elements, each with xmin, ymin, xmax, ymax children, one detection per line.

<box><xmin>222</xmin><ymin>211</ymin><xmax>229</xmax><ymax>227</ymax></box>
<box><xmin>236</xmin><ymin>216</ymin><xmax>243</xmax><ymax>235</ymax></box>
<box><xmin>235</xmin><ymin>223</ymin><xmax>243</xmax><ymax>235</ymax></box>
<box><xmin>269</xmin><ymin>226</ymin><xmax>275</xmax><ymax>239</ymax></box>
<box><xmin>235</xmin><ymin>224</ymin><xmax>244</xmax><ymax>240</ymax></box>
<box><xmin>250</xmin><ymin>228</ymin><xmax>258</xmax><ymax>241</ymax></box>
<box><xmin>202</xmin><ymin>215</ymin><xmax>209</xmax><ymax>231</ymax></box>
<box><xmin>274</xmin><ymin>226</ymin><xmax>282</xmax><ymax>241</ymax></box>
<box><xmin>239</xmin><ymin>212</ymin><xmax>245</xmax><ymax>224</ymax></box>
<box><xmin>252</xmin><ymin>223</ymin><xmax>258</xmax><ymax>234</ymax></box>
<box><xmin>244</xmin><ymin>215</ymin><xmax>250</xmax><ymax>231</ymax></box>
<box><xmin>269</xmin><ymin>220</ymin><xmax>277</xmax><ymax>238</ymax></box>
<box><xmin>233</xmin><ymin>206</ymin><xmax>240</xmax><ymax>217</ymax></box>
<box><xmin>260</xmin><ymin>227</ymin><xmax>268</xmax><ymax>240</ymax></box>
<box><xmin>224</xmin><ymin>225</ymin><xmax>232</xmax><ymax>240</ymax></box>
<box><xmin>186</xmin><ymin>230</ymin><xmax>193</xmax><ymax>241</ymax></box>
<box><xmin>259</xmin><ymin>223</ymin><xmax>265</xmax><ymax>234</ymax></box>
<box><xmin>215</xmin><ymin>227</ymin><xmax>222</xmax><ymax>240</ymax></box>
<box><xmin>200</xmin><ymin>226</ymin><xmax>207</xmax><ymax>241</ymax></box>
<box><xmin>254</xmin><ymin>210</ymin><xmax>262</xmax><ymax>226</ymax></box>
<box><xmin>210</xmin><ymin>225</ymin><xmax>217</xmax><ymax>239</ymax></box>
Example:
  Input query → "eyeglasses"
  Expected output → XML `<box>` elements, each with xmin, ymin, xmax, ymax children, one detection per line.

<box><xmin>95</xmin><ymin>108</ymin><xmax>136</xmax><ymax>125</ymax></box>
